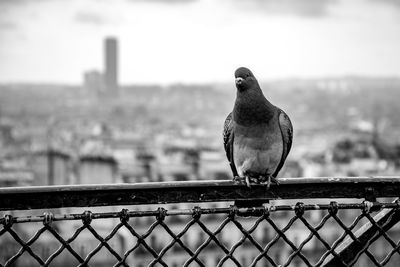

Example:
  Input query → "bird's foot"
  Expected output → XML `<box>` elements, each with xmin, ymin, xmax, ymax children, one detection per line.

<box><xmin>233</xmin><ymin>175</ymin><xmax>243</xmax><ymax>183</ymax></box>
<box><xmin>261</xmin><ymin>175</ymin><xmax>280</xmax><ymax>189</ymax></box>
<box><xmin>233</xmin><ymin>176</ymin><xmax>247</xmax><ymax>186</ymax></box>
<box><xmin>245</xmin><ymin>176</ymin><xmax>251</xmax><ymax>188</ymax></box>
<box><xmin>246</xmin><ymin>176</ymin><xmax>261</xmax><ymax>187</ymax></box>
<box><xmin>233</xmin><ymin>176</ymin><xmax>257</xmax><ymax>188</ymax></box>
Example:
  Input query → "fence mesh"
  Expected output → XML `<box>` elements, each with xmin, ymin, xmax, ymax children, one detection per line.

<box><xmin>1</xmin><ymin>201</ymin><xmax>400</xmax><ymax>267</ymax></box>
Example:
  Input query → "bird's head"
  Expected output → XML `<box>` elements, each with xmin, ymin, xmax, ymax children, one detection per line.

<box><xmin>234</xmin><ymin>67</ymin><xmax>258</xmax><ymax>92</ymax></box>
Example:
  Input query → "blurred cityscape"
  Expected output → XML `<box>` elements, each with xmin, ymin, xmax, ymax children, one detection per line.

<box><xmin>1</xmin><ymin>37</ymin><xmax>400</xmax><ymax>266</ymax></box>
<box><xmin>2</xmin><ymin>38</ymin><xmax>400</xmax><ymax>188</ymax></box>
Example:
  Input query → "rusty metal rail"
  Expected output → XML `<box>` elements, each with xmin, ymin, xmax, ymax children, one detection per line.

<box><xmin>0</xmin><ymin>177</ymin><xmax>400</xmax><ymax>266</ymax></box>
<box><xmin>1</xmin><ymin>177</ymin><xmax>400</xmax><ymax>210</ymax></box>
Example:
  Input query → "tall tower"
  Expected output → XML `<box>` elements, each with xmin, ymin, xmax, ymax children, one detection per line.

<box><xmin>104</xmin><ymin>37</ymin><xmax>118</xmax><ymax>94</ymax></box>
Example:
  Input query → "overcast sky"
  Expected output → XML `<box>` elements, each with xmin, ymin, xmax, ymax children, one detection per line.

<box><xmin>0</xmin><ymin>0</ymin><xmax>400</xmax><ymax>85</ymax></box>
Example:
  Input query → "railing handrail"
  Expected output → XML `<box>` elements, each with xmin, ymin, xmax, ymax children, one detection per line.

<box><xmin>1</xmin><ymin>177</ymin><xmax>400</xmax><ymax>211</ymax></box>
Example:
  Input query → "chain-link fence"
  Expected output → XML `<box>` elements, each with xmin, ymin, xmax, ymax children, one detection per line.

<box><xmin>1</xmin><ymin>178</ymin><xmax>400</xmax><ymax>266</ymax></box>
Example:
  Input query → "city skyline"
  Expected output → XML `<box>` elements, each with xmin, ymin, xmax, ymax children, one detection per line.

<box><xmin>1</xmin><ymin>0</ymin><xmax>400</xmax><ymax>85</ymax></box>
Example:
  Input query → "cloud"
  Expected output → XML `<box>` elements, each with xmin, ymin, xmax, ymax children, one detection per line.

<box><xmin>374</xmin><ymin>0</ymin><xmax>400</xmax><ymax>6</ymax></box>
<box><xmin>370</xmin><ymin>0</ymin><xmax>400</xmax><ymax>9</ymax></box>
<box><xmin>0</xmin><ymin>0</ymin><xmax>27</xmax><ymax>6</ymax></box>
<box><xmin>127</xmin><ymin>0</ymin><xmax>198</xmax><ymax>4</ymax></box>
<box><xmin>0</xmin><ymin>0</ymin><xmax>49</xmax><ymax>7</ymax></box>
<box><xmin>75</xmin><ymin>11</ymin><xmax>108</xmax><ymax>25</ymax></box>
<box><xmin>231</xmin><ymin>0</ymin><xmax>338</xmax><ymax>18</ymax></box>
<box><xmin>0</xmin><ymin>21</ymin><xmax>17</xmax><ymax>30</ymax></box>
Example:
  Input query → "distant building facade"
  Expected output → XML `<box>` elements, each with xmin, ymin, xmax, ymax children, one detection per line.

<box><xmin>78</xmin><ymin>154</ymin><xmax>118</xmax><ymax>184</ymax></box>
<box><xmin>83</xmin><ymin>70</ymin><xmax>105</xmax><ymax>95</ymax></box>
<box><xmin>104</xmin><ymin>37</ymin><xmax>118</xmax><ymax>94</ymax></box>
<box><xmin>0</xmin><ymin>171</ymin><xmax>33</xmax><ymax>187</ymax></box>
<box><xmin>29</xmin><ymin>149</ymin><xmax>71</xmax><ymax>186</ymax></box>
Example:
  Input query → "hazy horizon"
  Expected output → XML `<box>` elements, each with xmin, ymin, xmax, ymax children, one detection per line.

<box><xmin>1</xmin><ymin>75</ymin><xmax>400</xmax><ymax>87</ymax></box>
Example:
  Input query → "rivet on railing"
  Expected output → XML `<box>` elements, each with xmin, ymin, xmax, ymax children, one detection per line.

<box><xmin>263</xmin><ymin>206</ymin><xmax>270</xmax><ymax>218</ymax></box>
<box><xmin>192</xmin><ymin>206</ymin><xmax>202</xmax><ymax>220</ymax></box>
<box><xmin>295</xmin><ymin>202</ymin><xmax>305</xmax><ymax>217</ymax></box>
<box><xmin>120</xmin><ymin>209</ymin><xmax>129</xmax><ymax>223</ymax></box>
<box><xmin>3</xmin><ymin>214</ymin><xmax>13</xmax><ymax>228</ymax></box>
<box><xmin>328</xmin><ymin>201</ymin><xmax>339</xmax><ymax>215</ymax></box>
<box><xmin>362</xmin><ymin>200</ymin><xmax>376</xmax><ymax>214</ymax></box>
<box><xmin>228</xmin><ymin>205</ymin><xmax>238</xmax><ymax>219</ymax></box>
<box><xmin>82</xmin><ymin>210</ymin><xmax>93</xmax><ymax>225</ymax></box>
<box><xmin>156</xmin><ymin>207</ymin><xmax>166</xmax><ymax>222</ymax></box>
<box><xmin>43</xmin><ymin>212</ymin><xmax>54</xmax><ymax>225</ymax></box>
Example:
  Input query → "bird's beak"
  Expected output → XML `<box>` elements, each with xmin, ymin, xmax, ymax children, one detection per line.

<box><xmin>235</xmin><ymin>77</ymin><xmax>244</xmax><ymax>85</ymax></box>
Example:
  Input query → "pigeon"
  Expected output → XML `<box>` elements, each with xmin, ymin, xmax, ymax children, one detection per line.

<box><xmin>223</xmin><ymin>67</ymin><xmax>293</xmax><ymax>188</ymax></box>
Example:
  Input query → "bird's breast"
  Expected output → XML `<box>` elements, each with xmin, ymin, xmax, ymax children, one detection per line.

<box><xmin>233</xmin><ymin>122</ymin><xmax>283</xmax><ymax>177</ymax></box>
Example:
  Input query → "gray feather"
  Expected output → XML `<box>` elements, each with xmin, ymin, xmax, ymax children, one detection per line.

<box><xmin>223</xmin><ymin>112</ymin><xmax>238</xmax><ymax>176</ymax></box>
<box><xmin>272</xmin><ymin>109</ymin><xmax>293</xmax><ymax>178</ymax></box>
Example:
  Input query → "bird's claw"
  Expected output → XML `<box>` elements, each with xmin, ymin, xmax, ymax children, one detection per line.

<box><xmin>233</xmin><ymin>176</ymin><xmax>249</xmax><ymax>187</ymax></box>
<box><xmin>245</xmin><ymin>176</ymin><xmax>251</xmax><ymax>188</ymax></box>
<box><xmin>233</xmin><ymin>176</ymin><xmax>243</xmax><ymax>184</ymax></box>
<box><xmin>233</xmin><ymin>176</ymin><xmax>256</xmax><ymax>188</ymax></box>
<box><xmin>271</xmin><ymin>176</ymin><xmax>280</xmax><ymax>185</ymax></box>
<box><xmin>234</xmin><ymin>174</ymin><xmax>280</xmax><ymax>189</ymax></box>
<box><xmin>262</xmin><ymin>175</ymin><xmax>280</xmax><ymax>189</ymax></box>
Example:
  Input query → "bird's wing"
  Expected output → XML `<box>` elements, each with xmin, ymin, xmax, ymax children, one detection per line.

<box><xmin>272</xmin><ymin>109</ymin><xmax>293</xmax><ymax>178</ymax></box>
<box><xmin>223</xmin><ymin>112</ymin><xmax>238</xmax><ymax>176</ymax></box>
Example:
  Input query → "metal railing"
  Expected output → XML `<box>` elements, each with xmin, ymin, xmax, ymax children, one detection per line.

<box><xmin>1</xmin><ymin>177</ymin><xmax>400</xmax><ymax>266</ymax></box>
